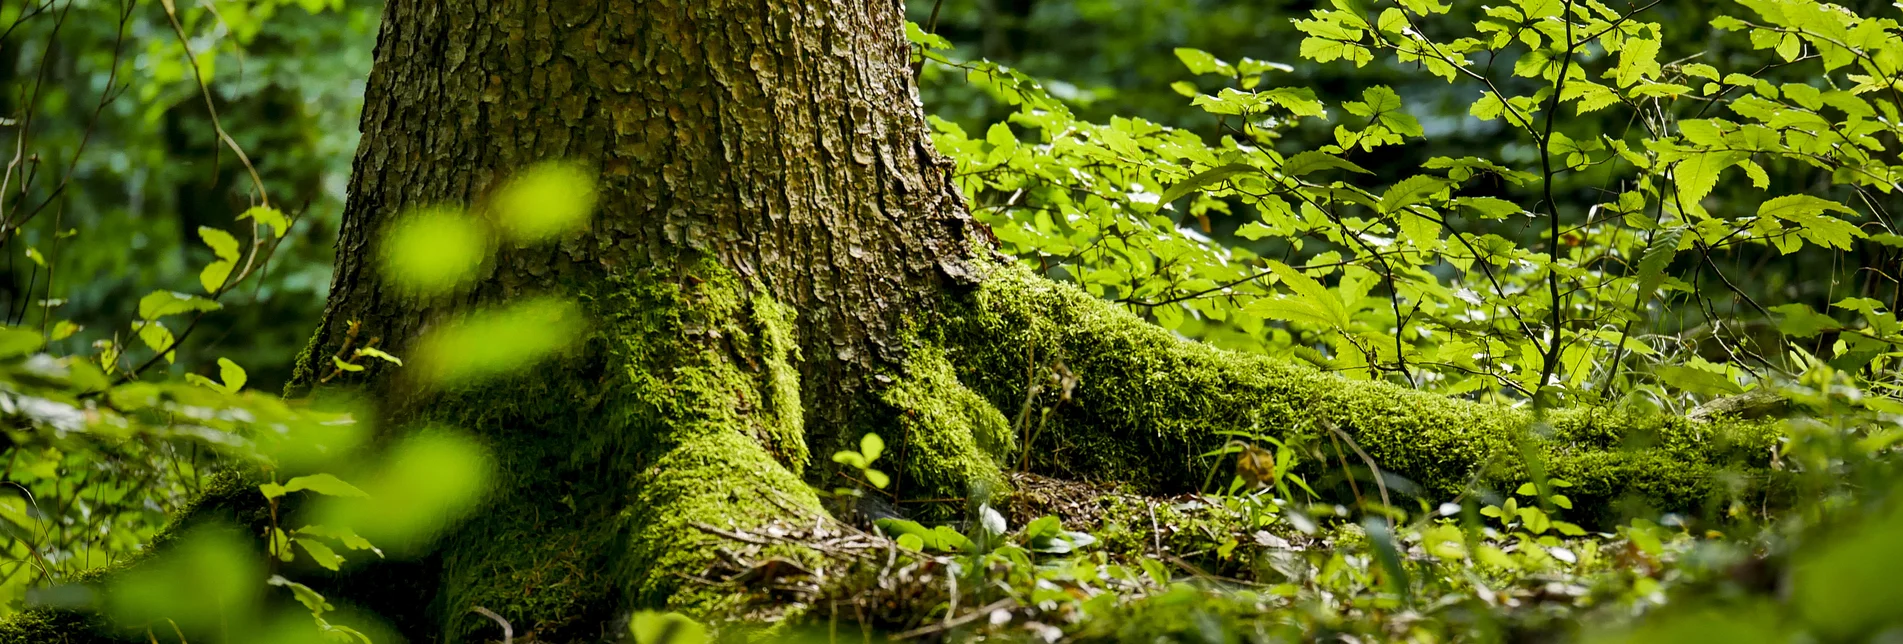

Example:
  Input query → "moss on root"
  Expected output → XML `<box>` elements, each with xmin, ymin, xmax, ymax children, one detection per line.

<box><xmin>938</xmin><ymin>264</ymin><xmax>1782</xmax><ymax>525</ymax></box>
<box><xmin>878</xmin><ymin>344</ymin><xmax>1016</xmax><ymax>517</ymax></box>
<box><xmin>426</xmin><ymin>262</ymin><xmax>827</xmax><ymax>640</ymax></box>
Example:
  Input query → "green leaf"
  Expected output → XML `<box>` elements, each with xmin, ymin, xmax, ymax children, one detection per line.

<box><xmin>895</xmin><ymin>533</ymin><xmax>924</xmax><ymax>551</ymax></box>
<box><xmin>1249</xmin><ymin>260</ymin><xmax>1353</xmax><ymax>329</ymax></box>
<box><xmin>413</xmin><ymin>298</ymin><xmax>583</xmax><ymax>386</ymax></box>
<box><xmin>1160</xmin><ymin>164</ymin><xmax>1260</xmax><ymax>204</ymax></box>
<box><xmin>296</xmin><ymin>525</ymin><xmax>383</xmax><ymax>557</ymax></box>
<box><xmin>198</xmin><ymin>227</ymin><xmax>241</xmax><ymax>293</ymax></box>
<box><xmin>1378</xmin><ymin>175</ymin><xmax>1450</xmax><ymax>214</ymax></box>
<box><xmin>217</xmin><ymin>357</ymin><xmax>247</xmax><ymax>392</ymax></box>
<box><xmin>1672</xmin><ymin>151</ymin><xmax>1749</xmax><ymax>215</ymax></box>
<box><xmin>331</xmin><ymin>356</ymin><xmax>364</xmax><ymax>372</ymax></box>
<box><xmin>903</xmin><ymin>22</ymin><xmax>952</xmax><ymax>50</ymax></box>
<box><xmin>267</xmin><ymin>575</ymin><xmax>332</xmax><ymax>614</ymax></box>
<box><xmin>1456</xmin><ymin>197</ymin><xmax>1524</xmax><ymax>219</ymax></box>
<box><xmin>831</xmin><ymin>450</ymin><xmax>866</xmax><ymax>469</ymax></box>
<box><xmin>859</xmin><ymin>432</ymin><xmax>885</xmax><ymax>463</ymax></box>
<box><xmin>380</xmin><ymin>207</ymin><xmax>489</xmax><ymax>294</ymax></box>
<box><xmin>1759</xmin><ymin>195</ymin><xmax>1864</xmax><ymax>250</ymax></box>
<box><xmin>294</xmin><ymin>537</ymin><xmax>345</xmax><ymax>571</ymax></box>
<box><xmin>1634</xmin><ymin>227</ymin><xmax>1685</xmax><ymax>304</ymax></box>
<box><xmin>138</xmin><ymin>290</ymin><xmax>222</xmax><ymax>321</ymax></box>
<box><xmin>493</xmin><ymin>162</ymin><xmax>597</xmax><ymax>242</ymax></box>
<box><xmin>1772</xmin><ymin>303</ymin><xmax>1840</xmax><ymax>337</ymax></box>
<box><xmin>134</xmin><ymin>320</ymin><xmax>176</xmax><ymax>364</ymax></box>
<box><xmin>1281</xmin><ymin>150</ymin><xmax>1370</xmax><ymax>176</ymax></box>
<box><xmin>280</xmin><ymin>473</ymin><xmax>369</xmax><ymax>498</ymax></box>
<box><xmin>239</xmin><ymin>205</ymin><xmax>290</xmax><ymax>239</ymax></box>
<box><xmin>1654</xmin><ymin>364</ymin><xmax>1745</xmax><ymax>395</ymax></box>
<box><xmin>49</xmin><ymin>320</ymin><xmax>80</xmax><ymax>341</ymax></box>
<box><xmin>630</xmin><ymin>611</ymin><xmax>708</xmax><ymax>644</ymax></box>
<box><xmin>0</xmin><ymin>327</ymin><xmax>44</xmax><ymax>359</ymax></box>
<box><xmin>1263</xmin><ymin>87</ymin><xmax>1326</xmax><ymax>117</ymax></box>
<box><xmin>1615</xmin><ymin>37</ymin><xmax>1662</xmax><ymax>87</ymax></box>
<box><xmin>863</xmin><ymin>468</ymin><xmax>890</xmax><ymax>489</ymax></box>
<box><xmin>1173</xmin><ymin>48</ymin><xmax>1233</xmax><ymax>76</ymax></box>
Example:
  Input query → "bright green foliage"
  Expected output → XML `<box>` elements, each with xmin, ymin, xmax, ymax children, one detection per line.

<box><xmin>923</xmin><ymin>0</ymin><xmax>1903</xmax><ymax>407</ymax></box>
<box><xmin>1</xmin><ymin>0</ymin><xmax>377</xmax><ymax>388</ymax></box>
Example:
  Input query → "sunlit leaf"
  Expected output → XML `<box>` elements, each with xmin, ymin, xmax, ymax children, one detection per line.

<box><xmin>379</xmin><ymin>207</ymin><xmax>489</xmax><ymax>294</ymax></box>
<box><xmin>492</xmin><ymin>161</ymin><xmax>597</xmax><ymax>242</ymax></box>
<box><xmin>413</xmin><ymin>298</ymin><xmax>584</xmax><ymax>386</ymax></box>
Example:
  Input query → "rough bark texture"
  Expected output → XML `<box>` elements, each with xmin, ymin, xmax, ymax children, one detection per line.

<box><xmin>269</xmin><ymin>1</ymin><xmax>995</xmax><ymax>640</ymax></box>
<box><xmin>290</xmin><ymin>0</ymin><xmax>987</xmax><ymax>408</ymax></box>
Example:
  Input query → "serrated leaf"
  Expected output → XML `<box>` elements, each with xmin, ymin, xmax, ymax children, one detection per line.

<box><xmin>1281</xmin><ymin>150</ymin><xmax>1370</xmax><ymax>176</ymax></box>
<box><xmin>1654</xmin><ymin>364</ymin><xmax>1745</xmax><ymax>395</ymax></box>
<box><xmin>294</xmin><ymin>537</ymin><xmax>344</xmax><ymax>571</ymax></box>
<box><xmin>280</xmin><ymin>473</ymin><xmax>369</xmax><ymax>498</ymax></box>
<box><xmin>1456</xmin><ymin>197</ymin><xmax>1524</xmax><ymax>218</ymax></box>
<box><xmin>1263</xmin><ymin>87</ymin><xmax>1326</xmax><ymax>117</ymax></box>
<box><xmin>1379</xmin><ymin>175</ymin><xmax>1450</xmax><ymax>214</ymax></box>
<box><xmin>1760</xmin><ymin>195</ymin><xmax>1864</xmax><ymax>250</ymax></box>
<box><xmin>134</xmin><ymin>320</ymin><xmax>176</xmax><ymax>364</ymax></box>
<box><xmin>1634</xmin><ymin>227</ymin><xmax>1685</xmax><ymax>304</ymax></box>
<box><xmin>296</xmin><ymin>525</ymin><xmax>383</xmax><ymax>557</ymax></box>
<box><xmin>239</xmin><ymin>206</ymin><xmax>290</xmax><ymax>239</ymax></box>
<box><xmin>197</xmin><ymin>227</ymin><xmax>241</xmax><ymax>293</ymax></box>
<box><xmin>1772</xmin><ymin>303</ymin><xmax>1840</xmax><ymax>337</ymax></box>
<box><xmin>1672</xmin><ymin>151</ymin><xmax>1748</xmax><ymax>216</ymax></box>
<box><xmin>138</xmin><ymin>290</ymin><xmax>222</xmax><ymax>321</ymax></box>
<box><xmin>1160</xmin><ymin>164</ymin><xmax>1260</xmax><ymax>204</ymax></box>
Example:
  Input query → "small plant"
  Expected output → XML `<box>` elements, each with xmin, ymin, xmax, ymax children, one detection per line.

<box><xmin>829</xmin><ymin>432</ymin><xmax>892</xmax><ymax>497</ymax></box>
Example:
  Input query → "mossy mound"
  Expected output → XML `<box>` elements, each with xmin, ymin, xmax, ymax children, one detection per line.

<box><xmin>938</xmin><ymin>264</ymin><xmax>1783</xmax><ymax>525</ymax></box>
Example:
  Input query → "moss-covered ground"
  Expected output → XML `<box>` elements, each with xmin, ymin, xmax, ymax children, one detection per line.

<box><xmin>0</xmin><ymin>261</ymin><xmax>1788</xmax><ymax>641</ymax></box>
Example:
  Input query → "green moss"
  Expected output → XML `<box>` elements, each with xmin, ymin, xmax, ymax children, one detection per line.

<box><xmin>879</xmin><ymin>344</ymin><xmax>1015</xmax><ymax>515</ymax></box>
<box><xmin>623</xmin><ymin>429</ymin><xmax>825</xmax><ymax>608</ymax></box>
<box><xmin>751</xmin><ymin>294</ymin><xmax>810</xmax><ymax>474</ymax></box>
<box><xmin>939</xmin><ymin>263</ymin><xmax>1781</xmax><ymax>525</ymax></box>
<box><xmin>0</xmin><ymin>609</ymin><xmax>131</xmax><ymax>644</ymax></box>
<box><xmin>429</xmin><ymin>261</ymin><xmax>824</xmax><ymax>639</ymax></box>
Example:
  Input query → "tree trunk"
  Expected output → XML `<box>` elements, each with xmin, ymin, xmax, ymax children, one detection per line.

<box><xmin>280</xmin><ymin>0</ymin><xmax>1003</xmax><ymax>640</ymax></box>
<box><xmin>0</xmin><ymin>1</ymin><xmax>1784</xmax><ymax>642</ymax></box>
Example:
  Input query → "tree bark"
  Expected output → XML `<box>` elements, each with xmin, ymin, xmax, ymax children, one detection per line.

<box><xmin>293</xmin><ymin>0</ymin><xmax>987</xmax><ymax>407</ymax></box>
<box><xmin>277</xmin><ymin>0</ymin><xmax>999</xmax><ymax>640</ymax></box>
